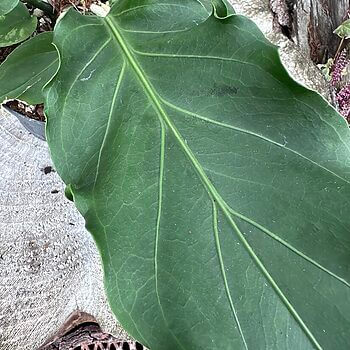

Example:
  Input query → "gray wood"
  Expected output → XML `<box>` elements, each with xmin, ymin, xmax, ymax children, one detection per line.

<box><xmin>38</xmin><ymin>311</ymin><xmax>144</xmax><ymax>350</ymax></box>
<box><xmin>271</xmin><ymin>0</ymin><xmax>349</xmax><ymax>63</ymax></box>
<box><xmin>229</xmin><ymin>0</ymin><xmax>328</xmax><ymax>97</ymax></box>
<box><xmin>0</xmin><ymin>107</ymin><xmax>130</xmax><ymax>350</ymax></box>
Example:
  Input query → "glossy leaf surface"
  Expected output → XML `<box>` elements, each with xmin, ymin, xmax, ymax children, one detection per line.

<box><xmin>0</xmin><ymin>32</ymin><xmax>58</xmax><ymax>104</ymax></box>
<box><xmin>0</xmin><ymin>0</ymin><xmax>18</xmax><ymax>15</ymax></box>
<box><xmin>0</xmin><ymin>2</ymin><xmax>37</xmax><ymax>47</ymax></box>
<box><xmin>45</xmin><ymin>2</ymin><xmax>350</xmax><ymax>349</ymax></box>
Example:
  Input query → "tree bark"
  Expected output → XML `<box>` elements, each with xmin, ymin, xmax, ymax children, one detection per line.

<box><xmin>271</xmin><ymin>0</ymin><xmax>349</xmax><ymax>63</ymax></box>
<box><xmin>38</xmin><ymin>311</ymin><xmax>145</xmax><ymax>350</ymax></box>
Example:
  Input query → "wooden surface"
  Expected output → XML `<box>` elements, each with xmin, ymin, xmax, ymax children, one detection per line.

<box><xmin>38</xmin><ymin>311</ymin><xmax>144</xmax><ymax>350</ymax></box>
<box><xmin>229</xmin><ymin>0</ymin><xmax>328</xmax><ymax>97</ymax></box>
<box><xmin>0</xmin><ymin>108</ymin><xmax>129</xmax><ymax>350</ymax></box>
<box><xmin>271</xmin><ymin>0</ymin><xmax>349</xmax><ymax>63</ymax></box>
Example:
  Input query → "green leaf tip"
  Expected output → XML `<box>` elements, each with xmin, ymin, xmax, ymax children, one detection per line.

<box><xmin>64</xmin><ymin>184</ymin><xmax>74</xmax><ymax>202</ymax></box>
<box><xmin>211</xmin><ymin>0</ymin><xmax>235</xmax><ymax>18</ymax></box>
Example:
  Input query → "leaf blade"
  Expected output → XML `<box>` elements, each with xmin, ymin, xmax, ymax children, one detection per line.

<box><xmin>45</xmin><ymin>4</ymin><xmax>350</xmax><ymax>350</ymax></box>
<box><xmin>0</xmin><ymin>2</ymin><xmax>37</xmax><ymax>47</ymax></box>
<box><xmin>0</xmin><ymin>32</ymin><xmax>59</xmax><ymax>104</ymax></box>
<box><xmin>0</xmin><ymin>0</ymin><xmax>19</xmax><ymax>16</ymax></box>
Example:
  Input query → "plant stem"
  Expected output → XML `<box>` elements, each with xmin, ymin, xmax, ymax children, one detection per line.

<box><xmin>21</xmin><ymin>0</ymin><xmax>54</xmax><ymax>17</ymax></box>
<box><xmin>335</xmin><ymin>37</ymin><xmax>345</xmax><ymax>60</ymax></box>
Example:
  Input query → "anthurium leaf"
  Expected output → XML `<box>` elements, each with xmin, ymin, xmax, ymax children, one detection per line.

<box><xmin>45</xmin><ymin>2</ymin><xmax>350</xmax><ymax>350</ymax></box>
<box><xmin>0</xmin><ymin>2</ymin><xmax>37</xmax><ymax>47</ymax></box>
<box><xmin>0</xmin><ymin>0</ymin><xmax>18</xmax><ymax>15</ymax></box>
<box><xmin>0</xmin><ymin>32</ymin><xmax>58</xmax><ymax>105</ymax></box>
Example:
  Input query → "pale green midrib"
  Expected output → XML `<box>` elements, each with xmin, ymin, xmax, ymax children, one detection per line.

<box><xmin>160</xmin><ymin>101</ymin><xmax>350</xmax><ymax>287</ymax></box>
<box><xmin>161</xmin><ymin>98</ymin><xmax>350</xmax><ymax>186</ymax></box>
<box><xmin>222</xmin><ymin>212</ymin><xmax>322</xmax><ymax>349</ymax></box>
<box><xmin>212</xmin><ymin>200</ymin><xmax>248</xmax><ymax>350</ymax></box>
<box><xmin>104</xmin><ymin>15</ymin><xmax>322</xmax><ymax>350</ymax></box>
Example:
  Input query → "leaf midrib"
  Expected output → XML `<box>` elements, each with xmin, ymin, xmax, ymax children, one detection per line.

<box><xmin>103</xmin><ymin>14</ymin><xmax>322</xmax><ymax>350</ymax></box>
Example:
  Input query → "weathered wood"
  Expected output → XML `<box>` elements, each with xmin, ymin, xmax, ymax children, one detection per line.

<box><xmin>271</xmin><ymin>0</ymin><xmax>349</xmax><ymax>63</ymax></box>
<box><xmin>0</xmin><ymin>107</ymin><xmax>129</xmax><ymax>350</ymax></box>
<box><xmin>38</xmin><ymin>311</ymin><xmax>145</xmax><ymax>350</ymax></box>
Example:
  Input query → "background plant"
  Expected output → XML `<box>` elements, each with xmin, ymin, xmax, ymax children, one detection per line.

<box><xmin>319</xmin><ymin>18</ymin><xmax>350</xmax><ymax>123</ymax></box>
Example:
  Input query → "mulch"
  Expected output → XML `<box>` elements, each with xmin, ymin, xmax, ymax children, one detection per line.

<box><xmin>5</xmin><ymin>100</ymin><xmax>45</xmax><ymax>122</ymax></box>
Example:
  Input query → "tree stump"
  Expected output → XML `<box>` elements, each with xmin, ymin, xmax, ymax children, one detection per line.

<box><xmin>271</xmin><ymin>0</ymin><xmax>349</xmax><ymax>63</ymax></box>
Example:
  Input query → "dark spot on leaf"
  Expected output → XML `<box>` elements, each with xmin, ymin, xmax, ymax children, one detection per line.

<box><xmin>51</xmin><ymin>189</ymin><xmax>59</xmax><ymax>194</ymax></box>
<box><xmin>209</xmin><ymin>83</ymin><xmax>238</xmax><ymax>97</ymax></box>
<box><xmin>42</xmin><ymin>166</ymin><xmax>55</xmax><ymax>174</ymax></box>
<box><xmin>69</xmin><ymin>222</ymin><xmax>75</xmax><ymax>226</ymax></box>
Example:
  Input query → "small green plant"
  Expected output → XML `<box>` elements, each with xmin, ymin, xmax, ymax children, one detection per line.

<box><xmin>318</xmin><ymin>18</ymin><xmax>350</xmax><ymax>122</ymax></box>
<box><xmin>1</xmin><ymin>1</ymin><xmax>350</xmax><ymax>349</ymax></box>
<box><xmin>0</xmin><ymin>0</ymin><xmax>57</xmax><ymax>104</ymax></box>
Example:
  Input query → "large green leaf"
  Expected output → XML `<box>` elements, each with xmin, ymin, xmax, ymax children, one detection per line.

<box><xmin>0</xmin><ymin>0</ymin><xmax>18</xmax><ymax>15</ymax></box>
<box><xmin>0</xmin><ymin>32</ymin><xmax>58</xmax><ymax>104</ymax></box>
<box><xmin>45</xmin><ymin>1</ymin><xmax>350</xmax><ymax>349</ymax></box>
<box><xmin>0</xmin><ymin>2</ymin><xmax>37</xmax><ymax>47</ymax></box>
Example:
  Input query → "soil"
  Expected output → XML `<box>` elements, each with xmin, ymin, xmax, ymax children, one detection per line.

<box><xmin>5</xmin><ymin>100</ymin><xmax>45</xmax><ymax>122</ymax></box>
<box><xmin>51</xmin><ymin>0</ymin><xmax>109</xmax><ymax>14</ymax></box>
<box><xmin>0</xmin><ymin>45</ymin><xmax>19</xmax><ymax>64</ymax></box>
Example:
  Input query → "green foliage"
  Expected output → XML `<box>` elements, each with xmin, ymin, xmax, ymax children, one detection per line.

<box><xmin>0</xmin><ymin>0</ymin><xmax>19</xmax><ymax>16</ymax></box>
<box><xmin>0</xmin><ymin>1</ymin><xmax>349</xmax><ymax>349</ymax></box>
<box><xmin>43</xmin><ymin>1</ymin><xmax>350</xmax><ymax>349</ymax></box>
<box><xmin>0</xmin><ymin>32</ymin><xmax>58</xmax><ymax>104</ymax></box>
<box><xmin>317</xmin><ymin>58</ymin><xmax>334</xmax><ymax>81</ymax></box>
<box><xmin>334</xmin><ymin>19</ymin><xmax>350</xmax><ymax>39</ymax></box>
<box><xmin>0</xmin><ymin>2</ymin><xmax>37</xmax><ymax>47</ymax></box>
